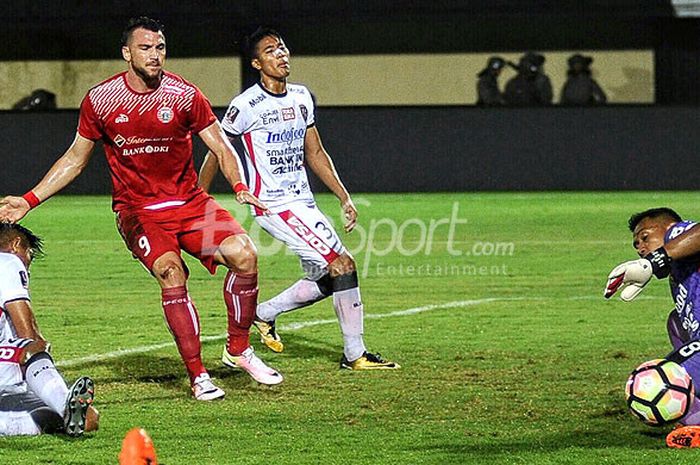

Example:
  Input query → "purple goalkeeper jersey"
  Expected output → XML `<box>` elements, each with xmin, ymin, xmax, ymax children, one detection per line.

<box><xmin>622</xmin><ymin>220</ymin><xmax>700</xmax><ymax>426</ymax></box>
<box><xmin>667</xmin><ymin>221</ymin><xmax>700</xmax><ymax>343</ymax></box>
<box><xmin>662</xmin><ymin>221</ymin><xmax>700</xmax><ymax>425</ymax></box>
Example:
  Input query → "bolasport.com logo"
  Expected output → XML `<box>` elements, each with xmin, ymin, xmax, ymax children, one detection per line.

<box><xmin>195</xmin><ymin>198</ymin><xmax>515</xmax><ymax>279</ymax></box>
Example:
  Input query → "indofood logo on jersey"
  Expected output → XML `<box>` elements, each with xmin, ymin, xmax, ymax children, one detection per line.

<box><xmin>157</xmin><ymin>106</ymin><xmax>173</xmax><ymax>123</ymax></box>
<box><xmin>266</xmin><ymin>128</ymin><xmax>305</xmax><ymax>145</ymax></box>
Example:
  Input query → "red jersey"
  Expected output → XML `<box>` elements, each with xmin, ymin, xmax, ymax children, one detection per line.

<box><xmin>78</xmin><ymin>71</ymin><xmax>217</xmax><ymax>211</ymax></box>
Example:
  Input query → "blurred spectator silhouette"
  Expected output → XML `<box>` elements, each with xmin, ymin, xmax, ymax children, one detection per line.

<box><xmin>476</xmin><ymin>56</ymin><xmax>506</xmax><ymax>106</ymax></box>
<box><xmin>12</xmin><ymin>89</ymin><xmax>57</xmax><ymax>111</ymax></box>
<box><xmin>560</xmin><ymin>54</ymin><xmax>607</xmax><ymax>105</ymax></box>
<box><xmin>503</xmin><ymin>52</ymin><xmax>553</xmax><ymax>106</ymax></box>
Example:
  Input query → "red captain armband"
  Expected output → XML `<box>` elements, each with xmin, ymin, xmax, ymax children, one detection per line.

<box><xmin>233</xmin><ymin>182</ymin><xmax>249</xmax><ymax>194</ymax></box>
<box><xmin>22</xmin><ymin>191</ymin><xmax>41</xmax><ymax>209</ymax></box>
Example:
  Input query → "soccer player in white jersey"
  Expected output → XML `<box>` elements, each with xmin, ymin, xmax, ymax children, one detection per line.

<box><xmin>199</xmin><ymin>27</ymin><xmax>399</xmax><ymax>370</ymax></box>
<box><xmin>0</xmin><ymin>223</ymin><xmax>98</xmax><ymax>436</ymax></box>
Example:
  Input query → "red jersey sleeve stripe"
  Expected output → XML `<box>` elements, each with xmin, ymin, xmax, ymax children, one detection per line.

<box><xmin>243</xmin><ymin>132</ymin><xmax>264</xmax><ymax>216</ymax></box>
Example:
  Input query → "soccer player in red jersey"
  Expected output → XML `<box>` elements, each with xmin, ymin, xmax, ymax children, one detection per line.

<box><xmin>0</xmin><ymin>17</ymin><xmax>282</xmax><ymax>400</ymax></box>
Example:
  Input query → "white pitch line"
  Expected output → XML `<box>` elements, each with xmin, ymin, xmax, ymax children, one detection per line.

<box><xmin>56</xmin><ymin>298</ymin><xmax>503</xmax><ymax>368</ymax></box>
<box><xmin>56</xmin><ymin>294</ymin><xmax>657</xmax><ymax>368</ymax></box>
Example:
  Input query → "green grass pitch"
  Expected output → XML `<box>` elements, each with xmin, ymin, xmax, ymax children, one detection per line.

<box><xmin>4</xmin><ymin>191</ymin><xmax>700</xmax><ymax>464</ymax></box>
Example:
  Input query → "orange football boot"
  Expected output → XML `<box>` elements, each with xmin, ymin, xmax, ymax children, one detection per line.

<box><xmin>119</xmin><ymin>428</ymin><xmax>158</xmax><ymax>465</ymax></box>
<box><xmin>666</xmin><ymin>425</ymin><xmax>700</xmax><ymax>448</ymax></box>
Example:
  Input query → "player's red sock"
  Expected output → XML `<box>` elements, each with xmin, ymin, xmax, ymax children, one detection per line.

<box><xmin>223</xmin><ymin>271</ymin><xmax>258</xmax><ymax>355</ymax></box>
<box><xmin>161</xmin><ymin>286</ymin><xmax>206</xmax><ymax>383</ymax></box>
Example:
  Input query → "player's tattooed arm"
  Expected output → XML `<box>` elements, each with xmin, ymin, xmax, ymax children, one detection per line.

<box><xmin>304</xmin><ymin>127</ymin><xmax>356</xmax><ymax>232</ymax></box>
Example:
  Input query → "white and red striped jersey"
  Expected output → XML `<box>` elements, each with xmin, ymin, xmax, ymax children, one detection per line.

<box><xmin>221</xmin><ymin>82</ymin><xmax>316</xmax><ymax>214</ymax></box>
<box><xmin>0</xmin><ymin>252</ymin><xmax>30</xmax><ymax>319</ymax></box>
<box><xmin>0</xmin><ymin>253</ymin><xmax>31</xmax><ymax>390</ymax></box>
<box><xmin>78</xmin><ymin>71</ymin><xmax>217</xmax><ymax>211</ymax></box>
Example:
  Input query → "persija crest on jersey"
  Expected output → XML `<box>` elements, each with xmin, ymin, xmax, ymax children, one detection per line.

<box><xmin>157</xmin><ymin>106</ymin><xmax>173</xmax><ymax>123</ymax></box>
<box><xmin>77</xmin><ymin>71</ymin><xmax>217</xmax><ymax>211</ymax></box>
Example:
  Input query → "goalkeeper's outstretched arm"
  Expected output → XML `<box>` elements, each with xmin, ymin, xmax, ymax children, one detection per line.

<box><xmin>664</xmin><ymin>226</ymin><xmax>700</xmax><ymax>261</ymax></box>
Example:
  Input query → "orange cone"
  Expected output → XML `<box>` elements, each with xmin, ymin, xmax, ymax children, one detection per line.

<box><xmin>119</xmin><ymin>428</ymin><xmax>158</xmax><ymax>465</ymax></box>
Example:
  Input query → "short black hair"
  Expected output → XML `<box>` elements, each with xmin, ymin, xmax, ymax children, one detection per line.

<box><xmin>245</xmin><ymin>27</ymin><xmax>283</xmax><ymax>61</ymax></box>
<box><xmin>628</xmin><ymin>207</ymin><xmax>682</xmax><ymax>232</ymax></box>
<box><xmin>0</xmin><ymin>223</ymin><xmax>44</xmax><ymax>258</ymax></box>
<box><xmin>121</xmin><ymin>16</ymin><xmax>165</xmax><ymax>47</ymax></box>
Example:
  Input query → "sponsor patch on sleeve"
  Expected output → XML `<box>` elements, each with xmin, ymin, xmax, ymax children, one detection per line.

<box><xmin>224</xmin><ymin>106</ymin><xmax>240</xmax><ymax>126</ymax></box>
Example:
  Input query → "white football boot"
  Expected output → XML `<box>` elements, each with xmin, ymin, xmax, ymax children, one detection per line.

<box><xmin>191</xmin><ymin>373</ymin><xmax>225</xmax><ymax>401</ymax></box>
<box><xmin>222</xmin><ymin>346</ymin><xmax>283</xmax><ymax>385</ymax></box>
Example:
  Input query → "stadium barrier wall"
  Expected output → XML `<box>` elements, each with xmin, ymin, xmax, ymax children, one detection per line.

<box><xmin>0</xmin><ymin>105</ymin><xmax>696</xmax><ymax>194</ymax></box>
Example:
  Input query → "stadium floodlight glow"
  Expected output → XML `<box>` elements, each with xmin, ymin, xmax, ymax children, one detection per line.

<box><xmin>672</xmin><ymin>0</ymin><xmax>700</xmax><ymax>17</ymax></box>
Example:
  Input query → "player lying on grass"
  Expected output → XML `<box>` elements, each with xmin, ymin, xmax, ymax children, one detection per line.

<box><xmin>0</xmin><ymin>223</ymin><xmax>98</xmax><ymax>437</ymax></box>
<box><xmin>605</xmin><ymin>207</ymin><xmax>700</xmax><ymax>447</ymax></box>
<box><xmin>198</xmin><ymin>27</ymin><xmax>398</xmax><ymax>370</ymax></box>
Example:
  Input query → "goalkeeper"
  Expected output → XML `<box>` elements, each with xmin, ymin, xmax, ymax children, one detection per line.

<box><xmin>605</xmin><ymin>207</ymin><xmax>700</xmax><ymax>448</ymax></box>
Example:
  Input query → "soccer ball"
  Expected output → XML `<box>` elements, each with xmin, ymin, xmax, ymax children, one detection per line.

<box><xmin>625</xmin><ymin>359</ymin><xmax>695</xmax><ymax>426</ymax></box>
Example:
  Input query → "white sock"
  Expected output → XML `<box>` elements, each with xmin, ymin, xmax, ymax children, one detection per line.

<box><xmin>24</xmin><ymin>354</ymin><xmax>69</xmax><ymax>417</ymax></box>
<box><xmin>0</xmin><ymin>411</ymin><xmax>41</xmax><ymax>436</ymax></box>
<box><xmin>333</xmin><ymin>287</ymin><xmax>367</xmax><ymax>361</ymax></box>
<box><xmin>257</xmin><ymin>279</ymin><xmax>326</xmax><ymax>322</ymax></box>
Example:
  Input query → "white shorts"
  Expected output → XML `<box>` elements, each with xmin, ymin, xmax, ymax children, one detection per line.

<box><xmin>256</xmin><ymin>202</ymin><xmax>346</xmax><ymax>280</ymax></box>
<box><xmin>0</xmin><ymin>338</ymin><xmax>32</xmax><ymax>391</ymax></box>
<box><xmin>0</xmin><ymin>338</ymin><xmax>60</xmax><ymax>436</ymax></box>
<box><xmin>0</xmin><ymin>391</ymin><xmax>62</xmax><ymax>436</ymax></box>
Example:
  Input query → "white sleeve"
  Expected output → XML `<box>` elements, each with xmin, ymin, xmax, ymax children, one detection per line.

<box><xmin>0</xmin><ymin>257</ymin><xmax>30</xmax><ymax>308</ymax></box>
<box><xmin>305</xmin><ymin>89</ymin><xmax>316</xmax><ymax>127</ymax></box>
<box><xmin>221</xmin><ymin>98</ymin><xmax>249</xmax><ymax>136</ymax></box>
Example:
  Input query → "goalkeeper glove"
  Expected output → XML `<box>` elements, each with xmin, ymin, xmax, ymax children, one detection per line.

<box><xmin>604</xmin><ymin>247</ymin><xmax>671</xmax><ymax>301</ymax></box>
<box><xmin>604</xmin><ymin>259</ymin><xmax>652</xmax><ymax>301</ymax></box>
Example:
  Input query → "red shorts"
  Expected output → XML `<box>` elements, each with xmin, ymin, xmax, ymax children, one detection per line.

<box><xmin>116</xmin><ymin>192</ymin><xmax>245</xmax><ymax>275</ymax></box>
